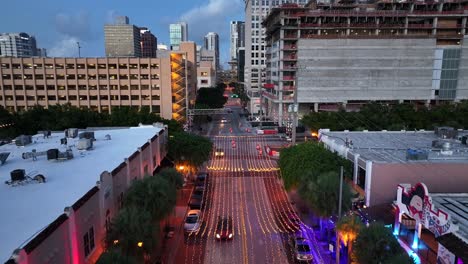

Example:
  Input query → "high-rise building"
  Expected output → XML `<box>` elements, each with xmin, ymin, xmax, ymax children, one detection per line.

<box><xmin>104</xmin><ymin>16</ymin><xmax>141</xmax><ymax>57</ymax></box>
<box><xmin>230</xmin><ymin>21</ymin><xmax>245</xmax><ymax>61</ymax></box>
<box><xmin>244</xmin><ymin>0</ymin><xmax>307</xmax><ymax>114</ymax></box>
<box><xmin>263</xmin><ymin>1</ymin><xmax>468</xmax><ymax>125</ymax></box>
<box><xmin>237</xmin><ymin>47</ymin><xmax>245</xmax><ymax>83</ymax></box>
<box><xmin>139</xmin><ymin>27</ymin><xmax>157</xmax><ymax>58</ymax></box>
<box><xmin>204</xmin><ymin>32</ymin><xmax>219</xmax><ymax>71</ymax></box>
<box><xmin>0</xmin><ymin>32</ymin><xmax>46</xmax><ymax>58</ymax></box>
<box><xmin>169</xmin><ymin>22</ymin><xmax>188</xmax><ymax>50</ymax></box>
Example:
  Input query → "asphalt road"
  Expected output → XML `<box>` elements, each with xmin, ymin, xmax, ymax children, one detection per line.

<box><xmin>178</xmin><ymin>106</ymin><xmax>329</xmax><ymax>264</ymax></box>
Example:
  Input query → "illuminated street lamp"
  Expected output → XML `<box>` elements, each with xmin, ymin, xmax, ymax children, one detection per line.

<box><xmin>137</xmin><ymin>241</ymin><xmax>143</xmax><ymax>248</ymax></box>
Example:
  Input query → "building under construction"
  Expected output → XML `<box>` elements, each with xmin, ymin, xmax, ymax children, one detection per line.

<box><xmin>263</xmin><ymin>0</ymin><xmax>468</xmax><ymax>125</ymax></box>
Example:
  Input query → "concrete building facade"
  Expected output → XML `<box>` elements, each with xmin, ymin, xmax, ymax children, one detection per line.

<box><xmin>263</xmin><ymin>1</ymin><xmax>468</xmax><ymax>125</ymax></box>
<box><xmin>0</xmin><ymin>45</ymin><xmax>196</xmax><ymax>122</ymax></box>
<box><xmin>104</xmin><ymin>16</ymin><xmax>141</xmax><ymax>57</ymax></box>
<box><xmin>139</xmin><ymin>28</ymin><xmax>157</xmax><ymax>58</ymax></box>
<box><xmin>197</xmin><ymin>60</ymin><xmax>215</xmax><ymax>89</ymax></box>
<box><xmin>244</xmin><ymin>0</ymin><xmax>308</xmax><ymax>115</ymax></box>
<box><xmin>230</xmin><ymin>21</ymin><xmax>245</xmax><ymax>61</ymax></box>
<box><xmin>204</xmin><ymin>32</ymin><xmax>220</xmax><ymax>71</ymax></box>
<box><xmin>169</xmin><ymin>22</ymin><xmax>188</xmax><ymax>50</ymax></box>
<box><xmin>0</xmin><ymin>33</ymin><xmax>46</xmax><ymax>58</ymax></box>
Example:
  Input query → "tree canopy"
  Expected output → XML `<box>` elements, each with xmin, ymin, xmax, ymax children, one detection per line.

<box><xmin>301</xmin><ymin>101</ymin><xmax>468</xmax><ymax>132</ymax></box>
<box><xmin>278</xmin><ymin>141</ymin><xmax>352</xmax><ymax>190</ymax></box>
<box><xmin>299</xmin><ymin>171</ymin><xmax>353</xmax><ymax>218</ymax></box>
<box><xmin>0</xmin><ymin>104</ymin><xmax>182</xmax><ymax>139</ymax></box>
<box><xmin>168</xmin><ymin>131</ymin><xmax>213</xmax><ymax>168</ymax></box>
<box><xmin>353</xmin><ymin>222</ymin><xmax>414</xmax><ymax>264</ymax></box>
<box><xmin>195</xmin><ymin>86</ymin><xmax>227</xmax><ymax>109</ymax></box>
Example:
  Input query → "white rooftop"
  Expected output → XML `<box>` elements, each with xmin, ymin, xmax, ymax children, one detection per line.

<box><xmin>320</xmin><ymin>130</ymin><xmax>468</xmax><ymax>163</ymax></box>
<box><xmin>0</xmin><ymin>125</ymin><xmax>162</xmax><ymax>261</ymax></box>
<box><xmin>432</xmin><ymin>193</ymin><xmax>468</xmax><ymax>243</ymax></box>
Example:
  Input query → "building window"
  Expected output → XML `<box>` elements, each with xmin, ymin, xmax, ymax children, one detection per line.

<box><xmin>83</xmin><ymin>226</ymin><xmax>95</xmax><ymax>257</ymax></box>
<box><xmin>201</xmin><ymin>80</ymin><xmax>208</xmax><ymax>84</ymax></box>
<box><xmin>130</xmin><ymin>64</ymin><xmax>138</xmax><ymax>69</ymax></box>
<box><xmin>121</xmin><ymin>95</ymin><xmax>129</xmax><ymax>100</ymax></box>
<box><xmin>151</xmin><ymin>85</ymin><xmax>160</xmax><ymax>90</ymax></box>
<box><xmin>152</xmin><ymin>95</ymin><xmax>160</xmax><ymax>100</ymax></box>
<box><xmin>131</xmin><ymin>95</ymin><xmax>139</xmax><ymax>100</ymax></box>
<box><xmin>201</xmin><ymin>72</ymin><xmax>208</xmax><ymax>76</ymax></box>
<box><xmin>108</xmin><ymin>64</ymin><xmax>117</xmax><ymax>69</ymax></box>
<box><xmin>98</xmin><ymin>64</ymin><xmax>106</xmax><ymax>69</ymax></box>
<box><xmin>119</xmin><ymin>64</ymin><xmax>127</xmax><ymax>69</ymax></box>
<box><xmin>151</xmin><ymin>74</ymin><xmax>159</xmax><ymax>80</ymax></box>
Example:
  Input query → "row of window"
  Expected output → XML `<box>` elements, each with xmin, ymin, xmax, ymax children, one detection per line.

<box><xmin>251</xmin><ymin>60</ymin><xmax>266</xmax><ymax>65</ymax></box>
<box><xmin>0</xmin><ymin>84</ymin><xmax>160</xmax><ymax>91</ymax></box>
<box><xmin>1</xmin><ymin>94</ymin><xmax>161</xmax><ymax>101</ymax></box>
<box><xmin>6</xmin><ymin>105</ymin><xmax>161</xmax><ymax>113</ymax></box>
<box><xmin>1</xmin><ymin>73</ymin><xmax>160</xmax><ymax>80</ymax></box>
<box><xmin>0</xmin><ymin>63</ymin><xmax>160</xmax><ymax>70</ymax></box>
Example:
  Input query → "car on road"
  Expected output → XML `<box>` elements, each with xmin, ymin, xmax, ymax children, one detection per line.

<box><xmin>188</xmin><ymin>198</ymin><xmax>203</xmax><ymax>210</ymax></box>
<box><xmin>191</xmin><ymin>186</ymin><xmax>205</xmax><ymax>200</ymax></box>
<box><xmin>214</xmin><ymin>148</ymin><xmax>224</xmax><ymax>158</ymax></box>
<box><xmin>215</xmin><ymin>216</ymin><xmax>233</xmax><ymax>240</ymax></box>
<box><xmin>221</xmin><ymin>117</ymin><xmax>228</xmax><ymax>123</ymax></box>
<box><xmin>195</xmin><ymin>173</ymin><xmax>208</xmax><ymax>186</ymax></box>
<box><xmin>291</xmin><ymin>236</ymin><xmax>313</xmax><ymax>262</ymax></box>
<box><xmin>184</xmin><ymin>210</ymin><xmax>202</xmax><ymax>233</ymax></box>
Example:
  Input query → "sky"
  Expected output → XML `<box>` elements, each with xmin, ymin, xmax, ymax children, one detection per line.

<box><xmin>0</xmin><ymin>0</ymin><xmax>244</xmax><ymax>67</ymax></box>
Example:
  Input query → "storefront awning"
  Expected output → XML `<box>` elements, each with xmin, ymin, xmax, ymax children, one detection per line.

<box><xmin>436</xmin><ymin>233</ymin><xmax>468</xmax><ymax>262</ymax></box>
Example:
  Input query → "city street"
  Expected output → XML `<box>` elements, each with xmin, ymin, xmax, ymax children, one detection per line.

<box><xmin>170</xmin><ymin>106</ymin><xmax>331</xmax><ymax>264</ymax></box>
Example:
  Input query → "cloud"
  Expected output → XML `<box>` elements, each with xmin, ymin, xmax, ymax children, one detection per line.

<box><xmin>48</xmin><ymin>37</ymin><xmax>81</xmax><ymax>57</ymax></box>
<box><xmin>179</xmin><ymin>0</ymin><xmax>243</xmax><ymax>45</ymax></box>
<box><xmin>54</xmin><ymin>11</ymin><xmax>94</xmax><ymax>40</ymax></box>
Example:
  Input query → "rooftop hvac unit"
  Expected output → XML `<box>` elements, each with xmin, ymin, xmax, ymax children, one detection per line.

<box><xmin>406</xmin><ymin>149</ymin><xmax>428</xmax><ymax>161</ymax></box>
<box><xmin>10</xmin><ymin>169</ymin><xmax>25</xmax><ymax>182</ymax></box>
<box><xmin>47</xmin><ymin>149</ymin><xmax>59</xmax><ymax>160</ymax></box>
<box><xmin>461</xmin><ymin>135</ymin><xmax>468</xmax><ymax>145</ymax></box>
<box><xmin>435</xmin><ymin>126</ymin><xmax>457</xmax><ymax>139</ymax></box>
<box><xmin>15</xmin><ymin>135</ymin><xmax>32</xmax><ymax>146</ymax></box>
<box><xmin>0</xmin><ymin>152</ymin><xmax>10</xmax><ymax>165</ymax></box>
<box><xmin>65</xmin><ymin>128</ymin><xmax>78</xmax><ymax>138</ymax></box>
<box><xmin>38</xmin><ymin>130</ymin><xmax>51</xmax><ymax>138</ymax></box>
<box><xmin>79</xmin><ymin>132</ymin><xmax>95</xmax><ymax>141</ymax></box>
<box><xmin>60</xmin><ymin>138</ymin><xmax>67</xmax><ymax>145</ymax></box>
<box><xmin>432</xmin><ymin>140</ymin><xmax>452</xmax><ymax>150</ymax></box>
<box><xmin>77</xmin><ymin>138</ymin><xmax>93</xmax><ymax>150</ymax></box>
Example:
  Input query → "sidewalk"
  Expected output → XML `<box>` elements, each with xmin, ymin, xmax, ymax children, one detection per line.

<box><xmin>157</xmin><ymin>185</ymin><xmax>193</xmax><ymax>264</ymax></box>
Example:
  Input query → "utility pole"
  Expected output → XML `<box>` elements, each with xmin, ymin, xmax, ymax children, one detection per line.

<box><xmin>77</xmin><ymin>42</ymin><xmax>81</xmax><ymax>58</ymax></box>
<box><xmin>291</xmin><ymin>66</ymin><xmax>299</xmax><ymax>145</ymax></box>
<box><xmin>336</xmin><ymin>166</ymin><xmax>344</xmax><ymax>264</ymax></box>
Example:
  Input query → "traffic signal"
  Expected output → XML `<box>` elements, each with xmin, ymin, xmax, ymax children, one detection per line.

<box><xmin>231</xmin><ymin>94</ymin><xmax>239</xmax><ymax>98</ymax></box>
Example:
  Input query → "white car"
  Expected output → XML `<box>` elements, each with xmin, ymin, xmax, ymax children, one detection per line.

<box><xmin>184</xmin><ymin>210</ymin><xmax>202</xmax><ymax>233</ymax></box>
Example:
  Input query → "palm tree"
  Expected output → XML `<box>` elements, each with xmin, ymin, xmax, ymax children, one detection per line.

<box><xmin>353</xmin><ymin>222</ymin><xmax>410</xmax><ymax>264</ymax></box>
<box><xmin>336</xmin><ymin>215</ymin><xmax>363</xmax><ymax>264</ymax></box>
<box><xmin>299</xmin><ymin>171</ymin><xmax>353</xmax><ymax>240</ymax></box>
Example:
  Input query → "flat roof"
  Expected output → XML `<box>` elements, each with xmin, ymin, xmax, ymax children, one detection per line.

<box><xmin>319</xmin><ymin>130</ymin><xmax>468</xmax><ymax>163</ymax></box>
<box><xmin>0</xmin><ymin>125</ymin><xmax>162</xmax><ymax>261</ymax></box>
<box><xmin>431</xmin><ymin>193</ymin><xmax>468</xmax><ymax>243</ymax></box>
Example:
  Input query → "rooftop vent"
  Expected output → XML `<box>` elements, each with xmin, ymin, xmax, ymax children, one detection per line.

<box><xmin>10</xmin><ymin>169</ymin><xmax>25</xmax><ymax>182</ymax></box>
<box><xmin>0</xmin><ymin>152</ymin><xmax>10</xmax><ymax>165</ymax></box>
<box><xmin>38</xmin><ymin>130</ymin><xmax>51</xmax><ymax>139</ymax></box>
<box><xmin>65</xmin><ymin>128</ymin><xmax>78</xmax><ymax>138</ymax></box>
<box><xmin>79</xmin><ymin>132</ymin><xmax>95</xmax><ymax>141</ymax></box>
<box><xmin>15</xmin><ymin>135</ymin><xmax>32</xmax><ymax>146</ymax></box>
<box><xmin>435</xmin><ymin>126</ymin><xmax>457</xmax><ymax>139</ymax></box>
<box><xmin>406</xmin><ymin>149</ymin><xmax>428</xmax><ymax>161</ymax></box>
<box><xmin>77</xmin><ymin>138</ymin><xmax>93</xmax><ymax>150</ymax></box>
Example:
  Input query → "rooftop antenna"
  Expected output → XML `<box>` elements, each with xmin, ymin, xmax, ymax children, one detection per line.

<box><xmin>77</xmin><ymin>42</ymin><xmax>81</xmax><ymax>58</ymax></box>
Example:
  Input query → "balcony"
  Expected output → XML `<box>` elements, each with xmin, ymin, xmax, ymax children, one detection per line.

<box><xmin>282</xmin><ymin>76</ymin><xmax>295</xmax><ymax>81</ymax></box>
<box><xmin>282</xmin><ymin>45</ymin><xmax>297</xmax><ymax>50</ymax></box>
<box><xmin>284</xmin><ymin>33</ymin><xmax>298</xmax><ymax>39</ymax></box>
<box><xmin>282</xmin><ymin>55</ymin><xmax>297</xmax><ymax>61</ymax></box>
<box><xmin>283</xmin><ymin>85</ymin><xmax>295</xmax><ymax>91</ymax></box>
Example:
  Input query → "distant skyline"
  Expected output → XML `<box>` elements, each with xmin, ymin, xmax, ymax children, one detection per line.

<box><xmin>0</xmin><ymin>0</ymin><xmax>243</xmax><ymax>67</ymax></box>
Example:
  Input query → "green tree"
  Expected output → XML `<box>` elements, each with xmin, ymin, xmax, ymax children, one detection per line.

<box><xmin>157</xmin><ymin>168</ymin><xmax>184</xmax><ymax>189</ymax></box>
<box><xmin>195</xmin><ymin>86</ymin><xmax>227</xmax><ymax>109</ymax></box>
<box><xmin>105</xmin><ymin>206</ymin><xmax>155</xmax><ymax>259</ymax></box>
<box><xmin>168</xmin><ymin>131</ymin><xmax>213</xmax><ymax>169</ymax></box>
<box><xmin>336</xmin><ymin>215</ymin><xmax>364</xmax><ymax>263</ymax></box>
<box><xmin>353</xmin><ymin>222</ymin><xmax>410</xmax><ymax>264</ymax></box>
<box><xmin>278</xmin><ymin>142</ymin><xmax>352</xmax><ymax>190</ymax></box>
<box><xmin>124</xmin><ymin>176</ymin><xmax>176</xmax><ymax>220</ymax></box>
<box><xmin>96</xmin><ymin>248</ymin><xmax>138</xmax><ymax>264</ymax></box>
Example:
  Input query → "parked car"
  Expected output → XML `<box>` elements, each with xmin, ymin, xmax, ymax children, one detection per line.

<box><xmin>283</xmin><ymin>210</ymin><xmax>301</xmax><ymax>231</ymax></box>
<box><xmin>188</xmin><ymin>198</ymin><xmax>203</xmax><ymax>210</ymax></box>
<box><xmin>291</xmin><ymin>236</ymin><xmax>313</xmax><ymax>262</ymax></box>
<box><xmin>215</xmin><ymin>216</ymin><xmax>233</xmax><ymax>240</ymax></box>
<box><xmin>214</xmin><ymin>148</ymin><xmax>225</xmax><ymax>158</ymax></box>
<box><xmin>191</xmin><ymin>186</ymin><xmax>205</xmax><ymax>200</ymax></box>
<box><xmin>184</xmin><ymin>210</ymin><xmax>202</xmax><ymax>233</ymax></box>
